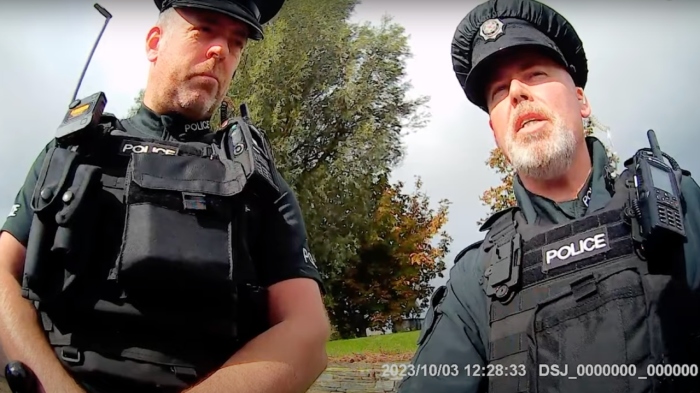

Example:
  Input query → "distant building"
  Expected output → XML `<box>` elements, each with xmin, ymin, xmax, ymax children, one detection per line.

<box><xmin>365</xmin><ymin>315</ymin><xmax>425</xmax><ymax>336</ymax></box>
<box><xmin>395</xmin><ymin>316</ymin><xmax>424</xmax><ymax>332</ymax></box>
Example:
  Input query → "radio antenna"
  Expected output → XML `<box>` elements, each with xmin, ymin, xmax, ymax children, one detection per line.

<box><xmin>71</xmin><ymin>3</ymin><xmax>112</xmax><ymax>104</ymax></box>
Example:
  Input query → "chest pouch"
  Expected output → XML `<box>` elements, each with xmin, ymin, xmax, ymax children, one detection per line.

<box><xmin>111</xmin><ymin>151</ymin><xmax>248</xmax><ymax>313</ymax></box>
<box><xmin>23</xmin><ymin>146</ymin><xmax>103</xmax><ymax>304</ymax></box>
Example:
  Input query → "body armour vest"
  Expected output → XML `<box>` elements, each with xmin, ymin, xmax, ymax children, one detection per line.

<box><xmin>476</xmin><ymin>169</ymin><xmax>700</xmax><ymax>393</ymax></box>
<box><xmin>20</xmin><ymin>115</ymin><xmax>269</xmax><ymax>393</ymax></box>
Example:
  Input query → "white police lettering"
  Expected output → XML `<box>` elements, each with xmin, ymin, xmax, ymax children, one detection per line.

<box><xmin>303</xmin><ymin>247</ymin><xmax>317</xmax><ymax>268</ymax></box>
<box><xmin>541</xmin><ymin>227</ymin><xmax>611</xmax><ymax>272</ymax></box>
<box><xmin>184</xmin><ymin>120</ymin><xmax>210</xmax><ymax>133</ymax></box>
<box><xmin>582</xmin><ymin>187</ymin><xmax>592</xmax><ymax>207</ymax></box>
<box><xmin>8</xmin><ymin>204</ymin><xmax>20</xmax><ymax>218</ymax></box>
<box><xmin>122</xmin><ymin>143</ymin><xmax>177</xmax><ymax>156</ymax></box>
<box><xmin>545</xmin><ymin>233</ymin><xmax>607</xmax><ymax>265</ymax></box>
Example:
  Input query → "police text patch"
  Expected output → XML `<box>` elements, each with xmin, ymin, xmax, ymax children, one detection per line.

<box><xmin>7</xmin><ymin>204</ymin><xmax>20</xmax><ymax>218</ymax></box>
<box><xmin>303</xmin><ymin>247</ymin><xmax>317</xmax><ymax>268</ymax></box>
<box><xmin>119</xmin><ymin>140</ymin><xmax>178</xmax><ymax>156</ymax></box>
<box><xmin>541</xmin><ymin>227</ymin><xmax>611</xmax><ymax>272</ymax></box>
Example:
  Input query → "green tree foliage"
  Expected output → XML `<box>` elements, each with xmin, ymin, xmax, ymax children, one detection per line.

<box><xmin>328</xmin><ymin>176</ymin><xmax>451</xmax><ymax>338</ymax></box>
<box><xmin>126</xmin><ymin>89</ymin><xmax>145</xmax><ymax>117</ymax></box>
<box><xmin>477</xmin><ymin>116</ymin><xmax>619</xmax><ymax>225</ymax></box>
<box><xmin>126</xmin><ymin>0</ymin><xmax>449</xmax><ymax>338</ymax></box>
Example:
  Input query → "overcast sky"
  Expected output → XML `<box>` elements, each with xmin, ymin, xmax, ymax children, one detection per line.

<box><xmin>1</xmin><ymin>0</ymin><xmax>699</xmax><ymax>290</ymax></box>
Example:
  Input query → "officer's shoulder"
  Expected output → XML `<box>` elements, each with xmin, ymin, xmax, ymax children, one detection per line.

<box><xmin>479</xmin><ymin>206</ymin><xmax>519</xmax><ymax>232</ymax></box>
<box><xmin>454</xmin><ymin>240</ymin><xmax>483</xmax><ymax>265</ymax></box>
<box><xmin>452</xmin><ymin>207</ymin><xmax>519</xmax><ymax>270</ymax></box>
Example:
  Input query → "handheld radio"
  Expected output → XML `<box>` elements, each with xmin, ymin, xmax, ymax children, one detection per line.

<box><xmin>634</xmin><ymin>130</ymin><xmax>685</xmax><ymax>239</ymax></box>
<box><xmin>55</xmin><ymin>3</ymin><xmax>112</xmax><ymax>144</ymax></box>
<box><xmin>224</xmin><ymin>103</ymin><xmax>280</xmax><ymax>200</ymax></box>
<box><xmin>628</xmin><ymin>129</ymin><xmax>686</xmax><ymax>275</ymax></box>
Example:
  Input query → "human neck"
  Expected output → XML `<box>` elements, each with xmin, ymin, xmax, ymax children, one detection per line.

<box><xmin>518</xmin><ymin>142</ymin><xmax>592</xmax><ymax>202</ymax></box>
<box><xmin>142</xmin><ymin>81</ymin><xmax>210</xmax><ymax>122</ymax></box>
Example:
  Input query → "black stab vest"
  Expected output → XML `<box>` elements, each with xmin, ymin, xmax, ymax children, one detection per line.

<box><xmin>21</xmin><ymin>116</ymin><xmax>268</xmax><ymax>392</ymax></box>
<box><xmin>477</xmin><ymin>169</ymin><xmax>700</xmax><ymax>393</ymax></box>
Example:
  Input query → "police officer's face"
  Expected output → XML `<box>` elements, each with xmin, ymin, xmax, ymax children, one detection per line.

<box><xmin>484</xmin><ymin>49</ymin><xmax>591</xmax><ymax>180</ymax></box>
<box><xmin>146</xmin><ymin>8</ymin><xmax>249</xmax><ymax>119</ymax></box>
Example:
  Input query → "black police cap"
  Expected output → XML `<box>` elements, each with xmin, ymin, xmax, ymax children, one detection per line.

<box><xmin>154</xmin><ymin>0</ymin><xmax>285</xmax><ymax>40</ymax></box>
<box><xmin>451</xmin><ymin>0</ymin><xmax>588</xmax><ymax>111</ymax></box>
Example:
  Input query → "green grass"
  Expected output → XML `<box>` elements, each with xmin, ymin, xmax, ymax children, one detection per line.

<box><xmin>326</xmin><ymin>331</ymin><xmax>420</xmax><ymax>357</ymax></box>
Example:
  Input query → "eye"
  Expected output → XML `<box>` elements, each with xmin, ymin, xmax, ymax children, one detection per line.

<box><xmin>490</xmin><ymin>85</ymin><xmax>508</xmax><ymax>101</ymax></box>
<box><xmin>230</xmin><ymin>37</ymin><xmax>245</xmax><ymax>50</ymax></box>
<box><xmin>530</xmin><ymin>70</ymin><xmax>547</xmax><ymax>79</ymax></box>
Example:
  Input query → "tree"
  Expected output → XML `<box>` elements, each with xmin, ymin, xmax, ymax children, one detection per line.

<box><xmin>125</xmin><ymin>0</ymin><xmax>448</xmax><ymax>339</ymax></box>
<box><xmin>126</xmin><ymin>89</ymin><xmax>145</xmax><ymax>117</ymax></box>
<box><xmin>225</xmin><ymin>0</ymin><xmax>436</xmax><ymax>320</ymax></box>
<box><xmin>327</xmin><ymin>175</ymin><xmax>452</xmax><ymax>338</ymax></box>
<box><xmin>477</xmin><ymin>116</ymin><xmax>619</xmax><ymax>225</ymax></box>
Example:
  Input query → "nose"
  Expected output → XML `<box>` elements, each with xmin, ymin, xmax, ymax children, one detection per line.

<box><xmin>508</xmin><ymin>79</ymin><xmax>532</xmax><ymax>107</ymax></box>
<box><xmin>206</xmin><ymin>38</ymin><xmax>229</xmax><ymax>60</ymax></box>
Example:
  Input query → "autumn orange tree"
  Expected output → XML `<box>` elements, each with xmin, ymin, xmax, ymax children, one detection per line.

<box><xmin>478</xmin><ymin>116</ymin><xmax>619</xmax><ymax>225</ymax></box>
<box><xmin>326</xmin><ymin>175</ymin><xmax>452</xmax><ymax>338</ymax></box>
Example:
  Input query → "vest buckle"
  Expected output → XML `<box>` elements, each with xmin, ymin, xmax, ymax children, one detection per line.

<box><xmin>60</xmin><ymin>347</ymin><xmax>82</xmax><ymax>364</ymax></box>
<box><xmin>482</xmin><ymin>230</ymin><xmax>522</xmax><ymax>303</ymax></box>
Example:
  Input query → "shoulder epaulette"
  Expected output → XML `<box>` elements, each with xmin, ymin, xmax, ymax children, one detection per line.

<box><xmin>454</xmin><ymin>240</ymin><xmax>484</xmax><ymax>264</ymax></box>
<box><xmin>479</xmin><ymin>206</ymin><xmax>519</xmax><ymax>232</ymax></box>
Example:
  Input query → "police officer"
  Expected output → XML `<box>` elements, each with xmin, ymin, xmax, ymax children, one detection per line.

<box><xmin>0</xmin><ymin>1</ymin><xmax>330</xmax><ymax>392</ymax></box>
<box><xmin>398</xmin><ymin>0</ymin><xmax>700</xmax><ymax>392</ymax></box>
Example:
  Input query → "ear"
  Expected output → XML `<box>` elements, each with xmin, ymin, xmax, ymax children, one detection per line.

<box><xmin>146</xmin><ymin>26</ymin><xmax>162</xmax><ymax>63</ymax></box>
<box><xmin>576</xmin><ymin>88</ymin><xmax>591</xmax><ymax>118</ymax></box>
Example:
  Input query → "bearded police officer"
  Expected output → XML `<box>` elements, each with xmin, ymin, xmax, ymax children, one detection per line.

<box><xmin>0</xmin><ymin>1</ymin><xmax>330</xmax><ymax>392</ymax></box>
<box><xmin>397</xmin><ymin>0</ymin><xmax>700</xmax><ymax>392</ymax></box>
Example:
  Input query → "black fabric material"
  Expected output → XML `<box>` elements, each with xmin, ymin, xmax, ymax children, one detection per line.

<box><xmin>23</xmin><ymin>147</ymin><xmax>104</xmax><ymax>304</ymax></box>
<box><xmin>479</xmin><ymin>171</ymin><xmax>700</xmax><ymax>393</ymax></box>
<box><xmin>451</xmin><ymin>0</ymin><xmax>588</xmax><ymax>111</ymax></box>
<box><xmin>116</xmin><ymin>152</ymin><xmax>248</xmax><ymax>300</ymax></box>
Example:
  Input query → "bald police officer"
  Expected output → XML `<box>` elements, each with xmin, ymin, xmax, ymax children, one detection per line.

<box><xmin>0</xmin><ymin>1</ymin><xmax>330</xmax><ymax>392</ymax></box>
<box><xmin>397</xmin><ymin>0</ymin><xmax>700</xmax><ymax>392</ymax></box>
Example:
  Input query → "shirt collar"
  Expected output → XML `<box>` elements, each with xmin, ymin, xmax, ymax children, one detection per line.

<box><xmin>513</xmin><ymin>136</ymin><xmax>614</xmax><ymax>224</ymax></box>
<box><xmin>121</xmin><ymin>104</ymin><xmax>212</xmax><ymax>142</ymax></box>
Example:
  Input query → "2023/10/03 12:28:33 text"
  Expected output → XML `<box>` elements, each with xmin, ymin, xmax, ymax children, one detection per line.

<box><xmin>381</xmin><ymin>363</ymin><xmax>527</xmax><ymax>379</ymax></box>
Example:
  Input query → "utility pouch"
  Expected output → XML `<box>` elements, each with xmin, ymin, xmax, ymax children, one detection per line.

<box><xmin>114</xmin><ymin>152</ymin><xmax>248</xmax><ymax>308</ymax></box>
<box><xmin>23</xmin><ymin>146</ymin><xmax>102</xmax><ymax>303</ymax></box>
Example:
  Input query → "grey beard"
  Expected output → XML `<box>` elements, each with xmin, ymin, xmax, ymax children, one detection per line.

<box><xmin>506</xmin><ymin>124</ymin><xmax>578</xmax><ymax>180</ymax></box>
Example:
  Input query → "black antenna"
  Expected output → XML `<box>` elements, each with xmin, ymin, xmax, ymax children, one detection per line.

<box><xmin>240</xmin><ymin>103</ymin><xmax>250</xmax><ymax>121</ymax></box>
<box><xmin>71</xmin><ymin>3</ymin><xmax>112</xmax><ymax>104</ymax></box>
<box><xmin>647</xmin><ymin>129</ymin><xmax>663</xmax><ymax>160</ymax></box>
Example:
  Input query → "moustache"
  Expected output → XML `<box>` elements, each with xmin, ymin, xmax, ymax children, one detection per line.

<box><xmin>509</xmin><ymin>102</ymin><xmax>551</xmax><ymax>133</ymax></box>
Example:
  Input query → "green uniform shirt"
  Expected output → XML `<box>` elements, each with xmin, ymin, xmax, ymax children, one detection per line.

<box><xmin>397</xmin><ymin>137</ymin><xmax>700</xmax><ymax>393</ymax></box>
